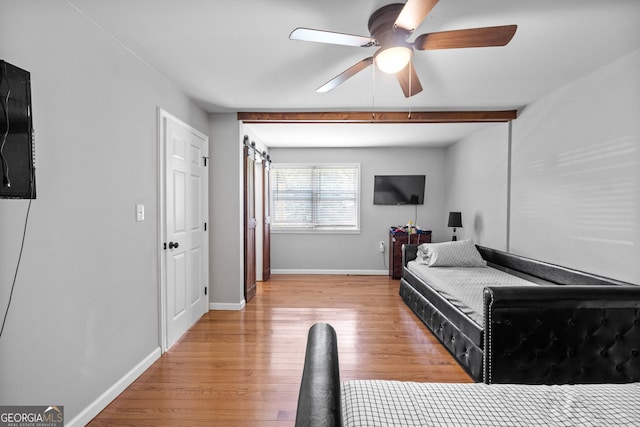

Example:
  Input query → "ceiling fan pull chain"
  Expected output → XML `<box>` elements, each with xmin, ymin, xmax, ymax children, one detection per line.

<box><xmin>408</xmin><ymin>62</ymin><xmax>412</xmax><ymax>119</ymax></box>
<box><xmin>372</xmin><ymin>65</ymin><xmax>376</xmax><ymax>121</ymax></box>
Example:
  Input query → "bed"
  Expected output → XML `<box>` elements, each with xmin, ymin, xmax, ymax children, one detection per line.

<box><xmin>295</xmin><ymin>323</ymin><xmax>640</xmax><ymax>427</ymax></box>
<box><xmin>399</xmin><ymin>240</ymin><xmax>640</xmax><ymax>383</ymax></box>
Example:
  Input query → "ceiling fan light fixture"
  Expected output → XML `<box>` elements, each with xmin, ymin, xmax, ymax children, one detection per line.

<box><xmin>374</xmin><ymin>45</ymin><xmax>412</xmax><ymax>74</ymax></box>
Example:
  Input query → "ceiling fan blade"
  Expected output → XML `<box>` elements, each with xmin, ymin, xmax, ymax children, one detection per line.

<box><xmin>395</xmin><ymin>0</ymin><xmax>439</xmax><ymax>33</ymax></box>
<box><xmin>290</xmin><ymin>27</ymin><xmax>375</xmax><ymax>47</ymax></box>
<box><xmin>396</xmin><ymin>62</ymin><xmax>423</xmax><ymax>98</ymax></box>
<box><xmin>414</xmin><ymin>25</ymin><xmax>517</xmax><ymax>50</ymax></box>
<box><xmin>316</xmin><ymin>58</ymin><xmax>374</xmax><ymax>93</ymax></box>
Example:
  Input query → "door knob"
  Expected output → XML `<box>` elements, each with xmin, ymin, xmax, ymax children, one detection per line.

<box><xmin>168</xmin><ymin>241</ymin><xmax>179</xmax><ymax>249</ymax></box>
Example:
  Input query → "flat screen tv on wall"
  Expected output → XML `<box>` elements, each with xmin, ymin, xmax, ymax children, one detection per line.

<box><xmin>0</xmin><ymin>60</ymin><xmax>35</xmax><ymax>199</ymax></box>
<box><xmin>373</xmin><ymin>175</ymin><xmax>425</xmax><ymax>205</ymax></box>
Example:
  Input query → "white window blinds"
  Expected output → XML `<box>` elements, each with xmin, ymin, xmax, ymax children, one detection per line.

<box><xmin>271</xmin><ymin>163</ymin><xmax>360</xmax><ymax>232</ymax></box>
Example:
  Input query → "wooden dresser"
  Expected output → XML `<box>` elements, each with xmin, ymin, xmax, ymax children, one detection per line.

<box><xmin>389</xmin><ymin>229</ymin><xmax>432</xmax><ymax>279</ymax></box>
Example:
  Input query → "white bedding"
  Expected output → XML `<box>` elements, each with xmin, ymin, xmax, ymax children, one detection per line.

<box><xmin>342</xmin><ymin>380</ymin><xmax>640</xmax><ymax>426</ymax></box>
<box><xmin>407</xmin><ymin>261</ymin><xmax>540</xmax><ymax>325</ymax></box>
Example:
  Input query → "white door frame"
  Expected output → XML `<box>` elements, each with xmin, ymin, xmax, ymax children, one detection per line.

<box><xmin>157</xmin><ymin>108</ymin><xmax>209</xmax><ymax>353</ymax></box>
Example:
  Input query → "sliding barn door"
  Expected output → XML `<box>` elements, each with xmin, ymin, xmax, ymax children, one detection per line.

<box><xmin>244</xmin><ymin>143</ymin><xmax>257</xmax><ymax>302</ymax></box>
<box><xmin>262</xmin><ymin>160</ymin><xmax>271</xmax><ymax>281</ymax></box>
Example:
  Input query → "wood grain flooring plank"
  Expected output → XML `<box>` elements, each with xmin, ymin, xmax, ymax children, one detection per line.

<box><xmin>88</xmin><ymin>275</ymin><xmax>472</xmax><ymax>426</ymax></box>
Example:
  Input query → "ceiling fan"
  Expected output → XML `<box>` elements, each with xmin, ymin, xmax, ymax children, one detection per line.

<box><xmin>290</xmin><ymin>0</ymin><xmax>517</xmax><ymax>98</ymax></box>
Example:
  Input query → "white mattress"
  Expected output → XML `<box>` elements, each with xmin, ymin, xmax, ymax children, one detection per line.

<box><xmin>342</xmin><ymin>380</ymin><xmax>640</xmax><ymax>427</ymax></box>
<box><xmin>407</xmin><ymin>261</ymin><xmax>539</xmax><ymax>325</ymax></box>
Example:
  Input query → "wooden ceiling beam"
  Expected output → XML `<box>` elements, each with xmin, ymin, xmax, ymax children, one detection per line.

<box><xmin>237</xmin><ymin>110</ymin><xmax>517</xmax><ymax>124</ymax></box>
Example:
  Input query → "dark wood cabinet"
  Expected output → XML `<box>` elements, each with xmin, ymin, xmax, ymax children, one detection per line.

<box><xmin>389</xmin><ymin>229</ymin><xmax>432</xmax><ymax>279</ymax></box>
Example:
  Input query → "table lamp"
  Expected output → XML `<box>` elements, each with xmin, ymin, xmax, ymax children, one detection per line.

<box><xmin>447</xmin><ymin>212</ymin><xmax>462</xmax><ymax>241</ymax></box>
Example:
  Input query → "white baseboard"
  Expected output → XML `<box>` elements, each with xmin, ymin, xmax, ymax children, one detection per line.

<box><xmin>67</xmin><ymin>347</ymin><xmax>162</xmax><ymax>427</ymax></box>
<box><xmin>210</xmin><ymin>300</ymin><xmax>246</xmax><ymax>310</ymax></box>
<box><xmin>271</xmin><ymin>269</ymin><xmax>389</xmax><ymax>276</ymax></box>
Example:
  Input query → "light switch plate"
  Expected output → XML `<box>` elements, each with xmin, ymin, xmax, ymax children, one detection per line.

<box><xmin>136</xmin><ymin>204</ymin><xmax>145</xmax><ymax>222</ymax></box>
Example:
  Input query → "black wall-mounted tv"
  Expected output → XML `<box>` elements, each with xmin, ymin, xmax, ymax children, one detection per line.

<box><xmin>373</xmin><ymin>175</ymin><xmax>425</xmax><ymax>205</ymax></box>
<box><xmin>0</xmin><ymin>60</ymin><xmax>36</xmax><ymax>199</ymax></box>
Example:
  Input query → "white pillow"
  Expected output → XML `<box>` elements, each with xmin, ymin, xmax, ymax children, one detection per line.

<box><xmin>425</xmin><ymin>239</ymin><xmax>487</xmax><ymax>268</ymax></box>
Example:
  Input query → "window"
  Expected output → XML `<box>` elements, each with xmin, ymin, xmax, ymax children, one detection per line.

<box><xmin>271</xmin><ymin>163</ymin><xmax>360</xmax><ymax>233</ymax></box>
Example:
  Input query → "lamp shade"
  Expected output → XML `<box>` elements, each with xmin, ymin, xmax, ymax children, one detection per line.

<box><xmin>374</xmin><ymin>45</ymin><xmax>412</xmax><ymax>74</ymax></box>
<box><xmin>447</xmin><ymin>212</ymin><xmax>462</xmax><ymax>228</ymax></box>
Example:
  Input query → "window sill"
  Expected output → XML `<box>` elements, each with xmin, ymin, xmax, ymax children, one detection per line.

<box><xmin>272</xmin><ymin>229</ymin><xmax>361</xmax><ymax>235</ymax></box>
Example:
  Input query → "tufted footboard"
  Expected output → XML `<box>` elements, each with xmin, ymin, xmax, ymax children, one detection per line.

<box><xmin>484</xmin><ymin>285</ymin><xmax>640</xmax><ymax>384</ymax></box>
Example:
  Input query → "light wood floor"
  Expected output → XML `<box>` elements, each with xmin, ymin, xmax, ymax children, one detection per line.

<box><xmin>88</xmin><ymin>275</ymin><xmax>472</xmax><ymax>426</ymax></box>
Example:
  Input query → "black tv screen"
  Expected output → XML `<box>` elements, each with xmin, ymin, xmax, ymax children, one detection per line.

<box><xmin>373</xmin><ymin>175</ymin><xmax>425</xmax><ymax>205</ymax></box>
<box><xmin>0</xmin><ymin>60</ymin><xmax>35</xmax><ymax>199</ymax></box>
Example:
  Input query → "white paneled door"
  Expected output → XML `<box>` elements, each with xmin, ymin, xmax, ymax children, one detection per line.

<box><xmin>160</xmin><ymin>110</ymin><xmax>208</xmax><ymax>351</ymax></box>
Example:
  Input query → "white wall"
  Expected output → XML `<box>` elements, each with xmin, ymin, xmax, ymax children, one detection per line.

<box><xmin>510</xmin><ymin>49</ymin><xmax>640</xmax><ymax>284</ymax></box>
<box><xmin>268</xmin><ymin>146</ymin><xmax>446</xmax><ymax>273</ymax></box>
<box><xmin>208</xmin><ymin>114</ymin><xmax>245</xmax><ymax>307</ymax></box>
<box><xmin>0</xmin><ymin>1</ymin><xmax>208</xmax><ymax>423</ymax></box>
<box><xmin>444</xmin><ymin>123</ymin><xmax>510</xmax><ymax>250</ymax></box>
<box><xmin>446</xmin><ymin>49</ymin><xmax>640</xmax><ymax>284</ymax></box>
<box><xmin>206</xmin><ymin>122</ymin><xmax>267</xmax><ymax>306</ymax></box>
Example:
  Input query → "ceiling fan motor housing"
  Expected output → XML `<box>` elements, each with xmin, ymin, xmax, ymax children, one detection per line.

<box><xmin>368</xmin><ymin>3</ymin><xmax>412</xmax><ymax>45</ymax></box>
<box><xmin>369</xmin><ymin>3</ymin><xmax>413</xmax><ymax>73</ymax></box>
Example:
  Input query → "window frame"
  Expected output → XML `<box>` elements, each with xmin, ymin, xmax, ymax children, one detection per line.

<box><xmin>270</xmin><ymin>162</ymin><xmax>361</xmax><ymax>234</ymax></box>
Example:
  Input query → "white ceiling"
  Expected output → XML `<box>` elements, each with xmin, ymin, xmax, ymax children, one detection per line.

<box><xmin>67</xmin><ymin>0</ymin><xmax>640</xmax><ymax>147</ymax></box>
